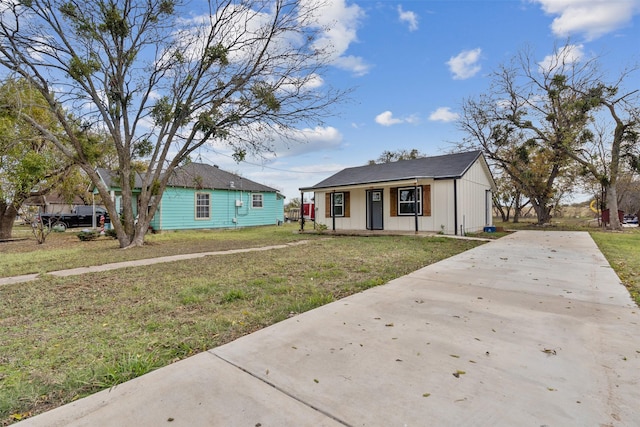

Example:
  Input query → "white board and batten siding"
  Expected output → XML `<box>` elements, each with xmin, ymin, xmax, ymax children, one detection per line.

<box><xmin>307</xmin><ymin>152</ymin><xmax>494</xmax><ymax>235</ymax></box>
<box><xmin>456</xmin><ymin>158</ymin><xmax>494</xmax><ymax>234</ymax></box>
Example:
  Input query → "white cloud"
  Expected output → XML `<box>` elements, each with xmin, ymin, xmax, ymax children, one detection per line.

<box><xmin>375</xmin><ymin>111</ymin><xmax>418</xmax><ymax>126</ymax></box>
<box><xmin>173</xmin><ymin>1</ymin><xmax>369</xmax><ymax>77</ymax></box>
<box><xmin>532</xmin><ymin>0</ymin><xmax>640</xmax><ymax>40</ymax></box>
<box><xmin>303</xmin><ymin>0</ymin><xmax>371</xmax><ymax>76</ymax></box>
<box><xmin>446</xmin><ymin>48</ymin><xmax>482</xmax><ymax>80</ymax></box>
<box><xmin>398</xmin><ymin>5</ymin><xmax>419</xmax><ymax>31</ymax></box>
<box><xmin>266</xmin><ymin>125</ymin><xmax>344</xmax><ymax>159</ymax></box>
<box><xmin>333</xmin><ymin>55</ymin><xmax>371</xmax><ymax>77</ymax></box>
<box><xmin>429</xmin><ymin>107</ymin><xmax>459</xmax><ymax>123</ymax></box>
<box><xmin>375</xmin><ymin>111</ymin><xmax>402</xmax><ymax>126</ymax></box>
<box><xmin>246</xmin><ymin>161</ymin><xmax>348</xmax><ymax>200</ymax></box>
<box><xmin>538</xmin><ymin>43</ymin><xmax>585</xmax><ymax>72</ymax></box>
<box><xmin>206</xmin><ymin>123</ymin><xmax>343</xmax><ymax>162</ymax></box>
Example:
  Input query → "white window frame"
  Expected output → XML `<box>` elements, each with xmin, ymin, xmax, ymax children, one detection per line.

<box><xmin>252</xmin><ymin>193</ymin><xmax>264</xmax><ymax>208</ymax></box>
<box><xmin>332</xmin><ymin>192</ymin><xmax>344</xmax><ymax>217</ymax></box>
<box><xmin>398</xmin><ymin>187</ymin><xmax>422</xmax><ymax>216</ymax></box>
<box><xmin>195</xmin><ymin>192</ymin><xmax>210</xmax><ymax>220</ymax></box>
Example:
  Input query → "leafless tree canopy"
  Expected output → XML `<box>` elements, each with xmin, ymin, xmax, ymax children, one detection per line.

<box><xmin>456</xmin><ymin>44</ymin><xmax>640</xmax><ymax>227</ymax></box>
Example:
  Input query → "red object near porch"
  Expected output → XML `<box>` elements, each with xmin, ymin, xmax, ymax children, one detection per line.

<box><xmin>302</xmin><ymin>203</ymin><xmax>315</xmax><ymax>220</ymax></box>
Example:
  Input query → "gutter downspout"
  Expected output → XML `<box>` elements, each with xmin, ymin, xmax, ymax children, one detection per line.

<box><xmin>453</xmin><ymin>179</ymin><xmax>458</xmax><ymax>236</ymax></box>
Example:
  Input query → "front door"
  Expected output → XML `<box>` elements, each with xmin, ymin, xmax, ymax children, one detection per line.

<box><xmin>367</xmin><ymin>189</ymin><xmax>384</xmax><ymax>230</ymax></box>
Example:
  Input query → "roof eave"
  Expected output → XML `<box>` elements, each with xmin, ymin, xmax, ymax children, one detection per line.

<box><xmin>301</xmin><ymin>175</ymin><xmax>469</xmax><ymax>192</ymax></box>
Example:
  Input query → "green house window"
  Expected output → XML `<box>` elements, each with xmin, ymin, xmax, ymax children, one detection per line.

<box><xmin>252</xmin><ymin>193</ymin><xmax>263</xmax><ymax>208</ymax></box>
<box><xmin>196</xmin><ymin>193</ymin><xmax>210</xmax><ymax>219</ymax></box>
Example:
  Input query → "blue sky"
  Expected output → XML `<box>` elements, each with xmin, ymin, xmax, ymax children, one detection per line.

<box><xmin>198</xmin><ymin>0</ymin><xmax>640</xmax><ymax>201</ymax></box>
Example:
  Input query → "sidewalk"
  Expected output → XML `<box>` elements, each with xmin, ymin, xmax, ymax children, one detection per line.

<box><xmin>0</xmin><ymin>240</ymin><xmax>310</xmax><ymax>286</ymax></box>
<box><xmin>16</xmin><ymin>231</ymin><xmax>640</xmax><ymax>426</ymax></box>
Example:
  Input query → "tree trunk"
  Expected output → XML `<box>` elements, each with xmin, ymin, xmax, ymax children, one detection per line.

<box><xmin>493</xmin><ymin>197</ymin><xmax>508</xmax><ymax>222</ymax></box>
<box><xmin>606</xmin><ymin>184</ymin><xmax>622</xmax><ymax>230</ymax></box>
<box><xmin>531</xmin><ymin>200</ymin><xmax>552</xmax><ymax>225</ymax></box>
<box><xmin>0</xmin><ymin>204</ymin><xmax>18</xmax><ymax>240</ymax></box>
<box><xmin>513</xmin><ymin>194</ymin><xmax>523</xmax><ymax>223</ymax></box>
<box><xmin>605</xmin><ymin>118</ymin><xmax>623</xmax><ymax>230</ymax></box>
<box><xmin>124</xmin><ymin>218</ymin><xmax>150</xmax><ymax>248</ymax></box>
<box><xmin>126</xmin><ymin>232</ymin><xmax>146</xmax><ymax>248</ymax></box>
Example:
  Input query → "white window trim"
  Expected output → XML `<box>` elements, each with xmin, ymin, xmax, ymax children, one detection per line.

<box><xmin>195</xmin><ymin>192</ymin><xmax>211</xmax><ymax>220</ymax></box>
<box><xmin>251</xmin><ymin>193</ymin><xmax>264</xmax><ymax>209</ymax></box>
<box><xmin>398</xmin><ymin>187</ymin><xmax>422</xmax><ymax>216</ymax></box>
<box><xmin>332</xmin><ymin>192</ymin><xmax>344</xmax><ymax>217</ymax></box>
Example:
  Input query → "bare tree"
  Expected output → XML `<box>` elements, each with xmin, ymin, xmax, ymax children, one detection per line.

<box><xmin>491</xmin><ymin>173</ymin><xmax>530</xmax><ymax>223</ymax></box>
<box><xmin>457</xmin><ymin>44</ymin><xmax>635</xmax><ymax>225</ymax></box>
<box><xmin>563</xmin><ymin>78</ymin><xmax>640</xmax><ymax>229</ymax></box>
<box><xmin>367</xmin><ymin>148</ymin><xmax>425</xmax><ymax>165</ymax></box>
<box><xmin>0</xmin><ymin>0</ymin><xmax>346</xmax><ymax>247</ymax></box>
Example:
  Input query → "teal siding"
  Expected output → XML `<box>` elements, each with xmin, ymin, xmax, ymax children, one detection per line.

<box><xmin>150</xmin><ymin>187</ymin><xmax>284</xmax><ymax>231</ymax></box>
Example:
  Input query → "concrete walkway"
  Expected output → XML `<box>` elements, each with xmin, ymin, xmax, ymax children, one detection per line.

<box><xmin>15</xmin><ymin>231</ymin><xmax>640</xmax><ymax>426</ymax></box>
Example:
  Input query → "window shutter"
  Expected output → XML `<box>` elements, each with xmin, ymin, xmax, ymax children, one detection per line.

<box><xmin>325</xmin><ymin>193</ymin><xmax>331</xmax><ymax>217</ymax></box>
<box><xmin>390</xmin><ymin>187</ymin><xmax>397</xmax><ymax>217</ymax></box>
<box><xmin>344</xmin><ymin>192</ymin><xmax>350</xmax><ymax>217</ymax></box>
<box><xmin>423</xmin><ymin>185</ymin><xmax>431</xmax><ymax>216</ymax></box>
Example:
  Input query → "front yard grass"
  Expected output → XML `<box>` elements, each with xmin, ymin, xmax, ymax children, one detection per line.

<box><xmin>2</xmin><ymin>223</ymin><xmax>638</xmax><ymax>425</ymax></box>
<box><xmin>0</xmin><ymin>224</ymin><xmax>319</xmax><ymax>278</ymax></box>
<box><xmin>590</xmin><ymin>228</ymin><xmax>640</xmax><ymax>305</ymax></box>
<box><xmin>0</xmin><ymin>225</ymin><xmax>483</xmax><ymax>424</ymax></box>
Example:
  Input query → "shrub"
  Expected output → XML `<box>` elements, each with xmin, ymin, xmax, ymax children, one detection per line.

<box><xmin>77</xmin><ymin>230</ymin><xmax>100</xmax><ymax>241</ymax></box>
<box><xmin>315</xmin><ymin>223</ymin><xmax>328</xmax><ymax>234</ymax></box>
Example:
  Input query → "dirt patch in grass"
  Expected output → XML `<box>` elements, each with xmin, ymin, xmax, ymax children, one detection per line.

<box><xmin>0</xmin><ymin>229</ymin><xmax>483</xmax><ymax>425</ymax></box>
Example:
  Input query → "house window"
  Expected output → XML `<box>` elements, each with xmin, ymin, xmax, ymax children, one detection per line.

<box><xmin>325</xmin><ymin>192</ymin><xmax>350</xmax><ymax>218</ymax></box>
<box><xmin>252</xmin><ymin>193</ymin><xmax>263</xmax><ymax>208</ymax></box>
<box><xmin>398</xmin><ymin>187</ymin><xmax>422</xmax><ymax>215</ymax></box>
<box><xmin>331</xmin><ymin>192</ymin><xmax>344</xmax><ymax>217</ymax></box>
<box><xmin>195</xmin><ymin>193</ymin><xmax>210</xmax><ymax>219</ymax></box>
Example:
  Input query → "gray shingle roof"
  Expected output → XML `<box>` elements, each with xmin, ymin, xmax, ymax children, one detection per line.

<box><xmin>302</xmin><ymin>150</ymin><xmax>484</xmax><ymax>190</ymax></box>
<box><xmin>97</xmin><ymin>163</ymin><xmax>279</xmax><ymax>193</ymax></box>
<box><xmin>96</xmin><ymin>168</ymin><xmax>145</xmax><ymax>189</ymax></box>
<box><xmin>166</xmin><ymin>162</ymin><xmax>279</xmax><ymax>193</ymax></box>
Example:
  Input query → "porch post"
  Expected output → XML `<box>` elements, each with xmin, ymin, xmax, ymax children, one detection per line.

<box><xmin>92</xmin><ymin>193</ymin><xmax>96</xmax><ymax>229</ymax></box>
<box><xmin>300</xmin><ymin>191</ymin><xmax>305</xmax><ymax>231</ymax></box>
<box><xmin>414</xmin><ymin>182</ymin><xmax>419</xmax><ymax>233</ymax></box>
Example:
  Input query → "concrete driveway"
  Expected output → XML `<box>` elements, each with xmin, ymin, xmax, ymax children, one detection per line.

<box><xmin>18</xmin><ymin>231</ymin><xmax>639</xmax><ymax>426</ymax></box>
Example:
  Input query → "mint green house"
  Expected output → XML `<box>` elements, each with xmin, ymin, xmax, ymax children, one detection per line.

<box><xmin>96</xmin><ymin>163</ymin><xmax>285</xmax><ymax>231</ymax></box>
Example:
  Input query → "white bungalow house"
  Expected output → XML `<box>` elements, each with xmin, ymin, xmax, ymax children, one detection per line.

<box><xmin>299</xmin><ymin>150</ymin><xmax>496</xmax><ymax>235</ymax></box>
